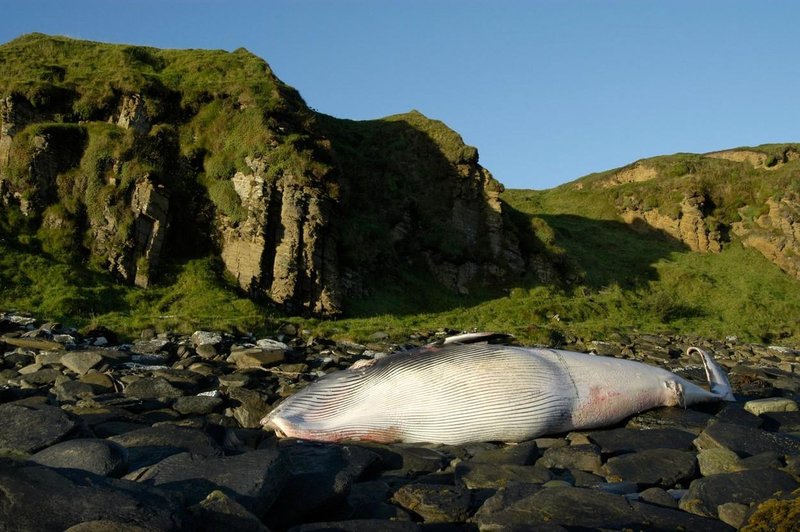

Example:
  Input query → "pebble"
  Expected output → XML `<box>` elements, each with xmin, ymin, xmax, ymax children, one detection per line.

<box><xmin>1</xmin><ymin>316</ymin><xmax>799</xmax><ymax>531</ymax></box>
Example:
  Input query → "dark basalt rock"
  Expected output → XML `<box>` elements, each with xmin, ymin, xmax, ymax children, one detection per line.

<box><xmin>29</xmin><ymin>438</ymin><xmax>129</xmax><ymax>477</ymax></box>
<box><xmin>129</xmin><ymin>449</ymin><xmax>288</xmax><ymax>515</ymax></box>
<box><xmin>601</xmin><ymin>448</ymin><xmax>697</xmax><ymax>488</ymax></box>
<box><xmin>110</xmin><ymin>425</ymin><xmax>223</xmax><ymax>470</ymax></box>
<box><xmin>588</xmin><ymin>427</ymin><xmax>697</xmax><ymax>455</ymax></box>
<box><xmin>0</xmin><ymin>402</ymin><xmax>77</xmax><ymax>454</ymax></box>
<box><xmin>0</xmin><ymin>458</ymin><xmax>189</xmax><ymax>531</ymax></box>
<box><xmin>693</xmin><ymin>421</ymin><xmax>800</xmax><ymax>457</ymax></box>
<box><xmin>679</xmin><ymin>468</ymin><xmax>800</xmax><ymax>518</ymax></box>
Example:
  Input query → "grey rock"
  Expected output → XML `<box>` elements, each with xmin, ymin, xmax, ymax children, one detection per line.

<box><xmin>229</xmin><ymin>387</ymin><xmax>271</xmax><ymax>428</ymax></box>
<box><xmin>173</xmin><ymin>395</ymin><xmax>224</xmax><ymax>415</ymax></box>
<box><xmin>626</xmin><ymin>406</ymin><xmax>714</xmax><ymax>434</ymax></box>
<box><xmin>362</xmin><ymin>443</ymin><xmax>449</xmax><ymax>477</ymax></box>
<box><xmin>761</xmin><ymin>410</ymin><xmax>800</xmax><ymax>433</ymax></box>
<box><xmin>218</xmin><ymin>372</ymin><xmax>253</xmax><ymax>388</ymax></box>
<box><xmin>20</xmin><ymin>367</ymin><xmax>62</xmax><ymax>385</ymax></box>
<box><xmin>61</xmin><ymin>351</ymin><xmax>104</xmax><ymax>375</ymax></box>
<box><xmin>468</xmin><ymin>440</ymin><xmax>539</xmax><ymax>465</ymax></box>
<box><xmin>455</xmin><ymin>461</ymin><xmax>552</xmax><ymax>489</ymax></box>
<box><xmin>693</xmin><ymin>421</ymin><xmax>800</xmax><ymax>456</ymax></box>
<box><xmin>602</xmin><ymin>449</ymin><xmax>697</xmax><ymax>488</ymax></box>
<box><xmin>110</xmin><ymin>425</ymin><xmax>223</xmax><ymax>470</ymax></box>
<box><xmin>679</xmin><ymin>468</ymin><xmax>799</xmax><ymax>518</ymax></box>
<box><xmin>472</xmin><ymin>486</ymin><xmax>640</xmax><ymax>530</ymax></box>
<box><xmin>189</xmin><ymin>490</ymin><xmax>270</xmax><ymax>532</ymax></box>
<box><xmin>267</xmin><ymin>442</ymin><xmax>381</xmax><ymax>529</ymax></box>
<box><xmin>288</xmin><ymin>520</ymin><xmax>419</xmax><ymax>532</ymax></box>
<box><xmin>714</xmin><ymin>402</ymin><xmax>764</xmax><ymax>427</ymax></box>
<box><xmin>538</xmin><ymin>444</ymin><xmax>602</xmax><ymax>473</ymax></box>
<box><xmin>29</xmin><ymin>438</ymin><xmax>128</xmax><ymax>476</ymax></box>
<box><xmin>745</xmin><ymin>397</ymin><xmax>799</xmax><ymax>415</ymax></box>
<box><xmin>0</xmin><ymin>402</ymin><xmax>77</xmax><ymax>454</ymax></box>
<box><xmin>131</xmin><ymin>449</ymin><xmax>288</xmax><ymax>516</ymax></box>
<box><xmin>228</xmin><ymin>347</ymin><xmax>285</xmax><ymax>368</ymax></box>
<box><xmin>196</xmin><ymin>343</ymin><xmax>218</xmax><ymax>359</ymax></box>
<box><xmin>696</xmin><ymin>448</ymin><xmax>741</xmax><ymax>476</ymax></box>
<box><xmin>588</xmin><ymin>427</ymin><xmax>697</xmax><ymax>454</ymax></box>
<box><xmin>0</xmin><ymin>459</ymin><xmax>187</xmax><ymax>531</ymax></box>
<box><xmin>631</xmin><ymin>500</ymin><xmax>734</xmax><ymax>532</ymax></box>
<box><xmin>192</xmin><ymin>330</ymin><xmax>223</xmax><ymax>347</ymax></box>
<box><xmin>638</xmin><ymin>486</ymin><xmax>679</xmax><ymax>508</ymax></box>
<box><xmin>124</xmin><ymin>376</ymin><xmax>184</xmax><ymax>400</ymax></box>
<box><xmin>64</xmin><ymin>520</ymin><xmax>151</xmax><ymax>532</ymax></box>
<box><xmin>392</xmin><ymin>483</ymin><xmax>472</xmax><ymax>523</ymax></box>
<box><xmin>54</xmin><ymin>379</ymin><xmax>96</xmax><ymax>402</ymax></box>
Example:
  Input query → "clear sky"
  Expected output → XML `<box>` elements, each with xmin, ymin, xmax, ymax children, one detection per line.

<box><xmin>2</xmin><ymin>0</ymin><xmax>799</xmax><ymax>189</ymax></box>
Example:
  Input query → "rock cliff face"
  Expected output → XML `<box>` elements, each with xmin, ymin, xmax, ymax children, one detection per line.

<box><xmin>589</xmin><ymin>148</ymin><xmax>800</xmax><ymax>280</ymax></box>
<box><xmin>0</xmin><ymin>34</ymin><xmax>525</xmax><ymax>315</ymax></box>
<box><xmin>621</xmin><ymin>193</ymin><xmax>722</xmax><ymax>253</ymax></box>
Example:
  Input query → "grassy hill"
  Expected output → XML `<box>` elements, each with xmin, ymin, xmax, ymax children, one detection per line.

<box><xmin>1</xmin><ymin>35</ymin><xmax>799</xmax><ymax>346</ymax></box>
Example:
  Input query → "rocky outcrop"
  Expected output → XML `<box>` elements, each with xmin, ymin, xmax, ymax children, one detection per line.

<box><xmin>734</xmin><ymin>195</ymin><xmax>800</xmax><ymax>280</ymax></box>
<box><xmin>220</xmin><ymin>160</ymin><xmax>340</xmax><ymax>315</ymax></box>
<box><xmin>622</xmin><ymin>193</ymin><xmax>723</xmax><ymax>253</ymax></box>
<box><xmin>0</xmin><ymin>34</ymin><xmax>528</xmax><ymax>316</ymax></box>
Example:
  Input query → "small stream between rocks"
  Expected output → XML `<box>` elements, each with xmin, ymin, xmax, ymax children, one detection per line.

<box><xmin>1</xmin><ymin>313</ymin><xmax>799</xmax><ymax>531</ymax></box>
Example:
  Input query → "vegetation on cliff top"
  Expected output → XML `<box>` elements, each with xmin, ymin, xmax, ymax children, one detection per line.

<box><xmin>1</xmin><ymin>34</ymin><xmax>800</xmax><ymax>346</ymax></box>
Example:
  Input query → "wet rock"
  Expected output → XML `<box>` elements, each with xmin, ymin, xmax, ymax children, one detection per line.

<box><xmin>693</xmin><ymin>421</ymin><xmax>800</xmax><ymax>456</ymax></box>
<box><xmin>124</xmin><ymin>376</ymin><xmax>184</xmax><ymax>400</ymax></box>
<box><xmin>0</xmin><ymin>402</ymin><xmax>77</xmax><ymax>454</ymax></box>
<box><xmin>589</xmin><ymin>427</ymin><xmax>697</xmax><ymax>455</ymax></box>
<box><xmin>601</xmin><ymin>449</ymin><xmax>697</xmax><ymax>488</ymax></box>
<box><xmin>679</xmin><ymin>468</ymin><xmax>799</xmax><ymax>518</ymax></box>
<box><xmin>455</xmin><ymin>461</ymin><xmax>552</xmax><ymax>489</ymax></box>
<box><xmin>110</xmin><ymin>425</ymin><xmax>223</xmax><ymax>470</ymax></box>
<box><xmin>189</xmin><ymin>490</ymin><xmax>270</xmax><ymax>532</ymax></box>
<box><xmin>130</xmin><ymin>449</ymin><xmax>288</xmax><ymax>516</ymax></box>
<box><xmin>0</xmin><ymin>459</ymin><xmax>188</xmax><ymax>531</ymax></box>
<box><xmin>29</xmin><ymin>438</ymin><xmax>128</xmax><ymax>476</ymax></box>
<box><xmin>538</xmin><ymin>444</ymin><xmax>602</xmax><ymax>473</ymax></box>
<box><xmin>392</xmin><ymin>483</ymin><xmax>472</xmax><ymax>522</ymax></box>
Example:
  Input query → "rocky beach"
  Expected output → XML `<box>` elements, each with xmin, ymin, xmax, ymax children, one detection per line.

<box><xmin>1</xmin><ymin>313</ymin><xmax>799</xmax><ymax>531</ymax></box>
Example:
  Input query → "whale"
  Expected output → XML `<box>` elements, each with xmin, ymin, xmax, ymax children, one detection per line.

<box><xmin>261</xmin><ymin>340</ymin><xmax>735</xmax><ymax>445</ymax></box>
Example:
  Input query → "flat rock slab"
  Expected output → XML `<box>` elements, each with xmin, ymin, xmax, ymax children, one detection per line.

<box><xmin>61</xmin><ymin>351</ymin><xmax>104</xmax><ymax>375</ymax></box>
<box><xmin>189</xmin><ymin>490</ymin><xmax>269</xmax><ymax>532</ymax></box>
<box><xmin>693</xmin><ymin>421</ymin><xmax>800</xmax><ymax>457</ymax></box>
<box><xmin>0</xmin><ymin>402</ymin><xmax>77</xmax><ymax>454</ymax></box>
<box><xmin>455</xmin><ymin>461</ymin><xmax>552</xmax><ymax>489</ymax></box>
<box><xmin>173</xmin><ymin>395</ymin><xmax>224</xmax><ymax>415</ymax></box>
<box><xmin>392</xmin><ymin>483</ymin><xmax>472</xmax><ymax>523</ymax></box>
<box><xmin>124</xmin><ymin>377</ymin><xmax>184</xmax><ymax>399</ymax></box>
<box><xmin>0</xmin><ymin>459</ymin><xmax>187</xmax><ymax>531</ymax></box>
<box><xmin>602</xmin><ymin>449</ymin><xmax>697</xmax><ymax>488</ymax></box>
<box><xmin>110</xmin><ymin>425</ymin><xmax>223</xmax><ymax>470</ymax></box>
<box><xmin>29</xmin><ymin>438</ymin><xmax>129</xmax><ymax>477</ymax></box>
<box><xmin>538</xmin><ymin>444</ymin><xmax>603</xmax><ymax>473</ymax></box>
<box><xmin>679</xmin><ymin>468</ymin><xmax>800</xmax><ymax>518</ymax></box>
<box><xmin>626</xmin><ymin>406</ymin><xmax>714</xmax><ymax>434</ymax></box>
<box><xmin>288</xmin><ymin>521</ymin><xmax>419</xmax><ymax>532</ymax></box>
<box><xmin>588</xmin><ymin>427</ymin><xmax>697</xmax><ymax>455</ymax></box>
<box><xmin>131</xmin><ymin>449</ymin><xmax>288</xmax><ymax>516</ymax></box>
<box><xmin>473</xmin><ymin>486</ymin><xmax>641</xmax><ymax>530</ymax></box>
<box><xmin>744</xmin><ymin>397</ymin><xmax>799</xmax><ymax>415</ymax></box>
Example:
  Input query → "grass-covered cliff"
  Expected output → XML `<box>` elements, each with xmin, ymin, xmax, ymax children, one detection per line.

<box><xmin>0</xmin><ymin>33</ymin><xmax>524</xmax><ymax>325</ymax></box>
<box><xmin>1</xmin><ymin>34</ymin><xmax>799</xmax><ymax>346</ymax></box>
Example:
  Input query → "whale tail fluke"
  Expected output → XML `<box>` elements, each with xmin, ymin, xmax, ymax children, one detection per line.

<box><xmin>688</xmin><ymin>347</ymin><xmax>736</xmax><ymax>402</ymax></box>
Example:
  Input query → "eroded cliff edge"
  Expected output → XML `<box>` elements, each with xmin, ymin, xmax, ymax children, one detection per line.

<box><xmin>0</xmin><ymin>34</ymin><xmax>525</xmax><ymax>315</ymax></box>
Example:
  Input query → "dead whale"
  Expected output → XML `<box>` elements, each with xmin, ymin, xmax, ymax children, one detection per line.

<box><xmin>261</xmin><ymin>342</ymin><xmax>735</xmax><ymax>445</ymax></box>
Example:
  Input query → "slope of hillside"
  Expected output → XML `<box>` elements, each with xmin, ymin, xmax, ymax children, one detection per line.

<box><xmin>0</xmin><ymin>33</ymin><xmax>524</xmax><ymax>320</ymax></box>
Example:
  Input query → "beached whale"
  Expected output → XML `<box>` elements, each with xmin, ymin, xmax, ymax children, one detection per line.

<box><xmin>261</xmin><ymin>340</ymin><xmax>735</xmax><ymax>445</ymax></box>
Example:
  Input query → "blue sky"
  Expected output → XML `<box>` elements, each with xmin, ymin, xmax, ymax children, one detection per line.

<box><xmin>2</xmin><ymin>0</ymin><xmax>799</xmax><ymax>189</ymax></box>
